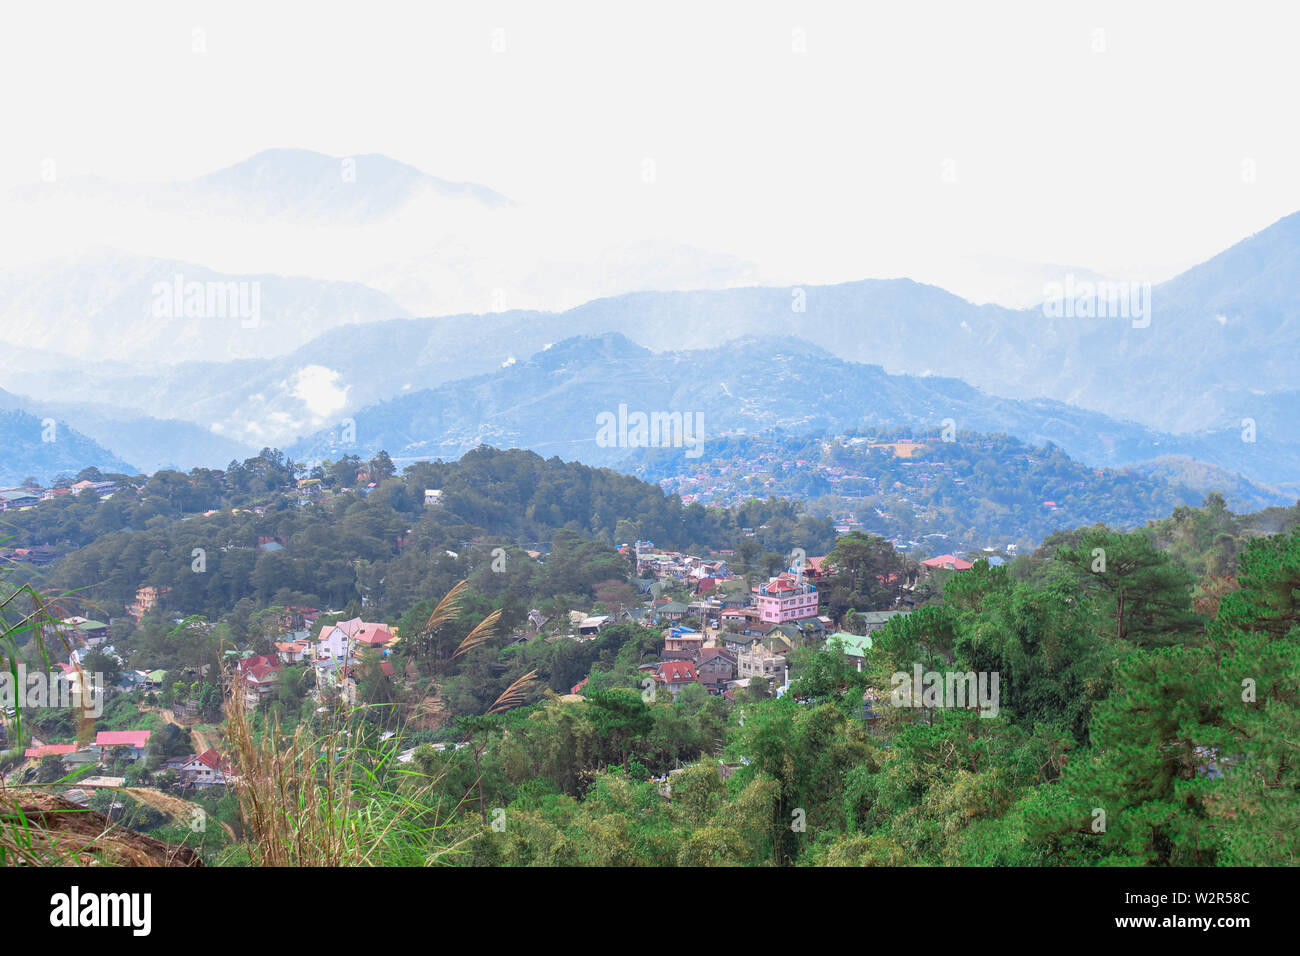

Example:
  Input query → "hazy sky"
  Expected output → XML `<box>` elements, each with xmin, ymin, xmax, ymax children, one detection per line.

<box><xmin>4</xmin><ymin>0</ymin><xmax>1299</xmax><ymax>291</ymax></box>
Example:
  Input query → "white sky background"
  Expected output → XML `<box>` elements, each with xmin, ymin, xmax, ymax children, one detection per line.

<box><xmin>3</xmin><ymin>0</ymin><xmax>1299</xmax><ymax>296</ymax></box>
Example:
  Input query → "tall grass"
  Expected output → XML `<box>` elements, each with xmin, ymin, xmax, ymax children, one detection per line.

<box><xmin>0</xmin><ymin>563</ymin><xmax>93</xmax><ymax>865</ymax></box>
<box><xmin>223</xmin><ymin>580</ymin><xmax>527</xmax><ymax>866</ymax></box>
<box><xmin>0</xmin><ymin>568</ymin><xmax>77</xmax><ymax>746</ymax></box>
<box><xmin>1</xmin><ymin>570</ymin><xmax>528</xmax><ymax>866</ymax></box>
<box><xmin>223</xmin><ymin>698</ymin><xmax>471</xmax><ymax>865</ymax></box>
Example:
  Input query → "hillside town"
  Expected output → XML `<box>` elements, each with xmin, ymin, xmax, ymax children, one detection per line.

<box><xmin>629</xmin><ymin>433</ymin><xmax>1117</xmax><ymax>556</ymax></box>
<box><xmin>3</xmin><ymin>523</ymin><xmax>983</xmax><ymax>809</ymax></box>
<box><xmin>0</xmin><ymin>435</ymin><xmax>1290</xmax><ymax>880</ymax></box>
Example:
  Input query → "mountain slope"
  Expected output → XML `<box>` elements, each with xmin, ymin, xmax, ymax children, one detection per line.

<box><xmin>0</xmin><ymin>280</ymin><xmax>1044</xmax><ymax>448</ymax></box>
<box><xmin>622</xmin><ymin>431</ymin><xmax>1269</xmax><ymax>551</ymax></box>
<box><xmin>9</xmin><ymin>148</ymin><xmax>512</xmax><ymax>225</ymax></box>
<box><xmin>4</xmin><ymin>148</ymin><xmax>761</xmax><ymax>321</ymax></box>
<box><xmin>0</xmin><ymin>248</ymin><xmax>408</xmax><ymax>363</ymax></box>
<box><xmin>0</xmin><ymin>389</ymin><xmax>255</xmax><ymax>474</ymax></box>
<box><xmin>6</xmin><ymin>209</ymin><xmax>1299</xmax><ymax>482</ymax></box>
<box><xmin>0</xmin><ymin>409</ymin><xmax>136</xmax><ymax>485</ymax></box>
<box><xmin>285</xmin><ymin>333</ymin><xmax>1300</xmax><ymax>494</ymax></box>
<box><xmin>1127</xmin><ymin>456</ymin><xmax>1290</xmax><ymax>514</ymax></box>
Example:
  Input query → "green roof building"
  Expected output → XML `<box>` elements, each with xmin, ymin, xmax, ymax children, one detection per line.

<box><xmin>827</xmin><ymin>631</ymin><xmax>874</xmax><ymax>665</ymax></box>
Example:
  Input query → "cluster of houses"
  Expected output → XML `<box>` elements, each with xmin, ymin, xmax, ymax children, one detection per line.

<box><xmin>639</xmin><ymin>566</ymin><xmax>822</xmax><ymax>698</ymax></box>
<box><xmin>274</xmin><ymin>613</ymin><xmax>400</xmax><ymax>706</ymax></box>
<box><xmin>15</xmin><ymin>608</ymin><xmax>408</xmax><ymax>796</ymax></box>
<box><xmin>646</xmin><ymin>440</ymin><xmax>948</xmax><ymax>508</ymax></box>
<box><xmin>215</xmin><ymin>610</ymin><xmax>402</xmax><ymax>708</ymax></box>
<box><xmin>7</xmin><ymin>484</ymin><xmax>991</xmax><ymax>803</ymax></box>
<box><xmin>557</xmin><ymin>547</ymin><xmax>923</xmax><ymax>700</ymax></box>
<box><xmin>24</xmin><ymin>732</ymin><xmax>233</xmax><ymax>794</ymax></box>
<box><xmin>21</xmin><ymin>731</ymin><xmax>175</xmax><ymax>801</ymax></box>
<box><xmin>0</xmin><ymin>478</ymin><xmax>123</xmax><ymax>515</ymax></box>
<box><xmin>535</xmin><ymin>538</ymin><xmax>983</xmax><ymax>703</ymax></box>
<box><xmin>25</xmin><ymin>731</ymin><xmax>152</xmax><ymax>767</ymax></box>
<box><xmin>72</xmin><ymin>603</ymin><xmax>404</xmax><ymax>711</ymax></box>
<box><xmin>14</xmin><ymin>607</ymin><xmax>405</xmax><ymax>791</ymax></box>
<box><xmin>640</xmin><ymin>436</ymin><xmax>1042</xmax><ymax>553</ymax></box>
<box><xmin>625</xmin><ymin>540</ymin><xmax>731</xmax><ymax>584</ymax></box>
<box><xmin>631</xmin><ymin>593</ymin><xmax>915</xmax><ymax>701</ymax></box>
<box><xmin>52</xmin><ymin>616</ymin><xmax>184</xmax><ymax>698</ymax></box>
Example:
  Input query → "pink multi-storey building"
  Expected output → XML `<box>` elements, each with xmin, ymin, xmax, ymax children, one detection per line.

<box><xmin>753</xmin><ymin>574</ymin><xmax>818</xmax><ymax>624</ymax></box>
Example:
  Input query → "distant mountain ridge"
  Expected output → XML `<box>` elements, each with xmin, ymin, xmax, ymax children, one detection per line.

<box><xmin>1127</xmin><ymin>456</ymin><xmax>1289</xmax><ymax>514</ymax></box>
<box><xmin>0</xmin><ymin>389</ymin><xmax>254</xmax><ymax>474</ymax></box>
<box><xmin>4</xmin><ymin>148</ymin><xmax>759</xmax><ymax>318</ymax></box>
<box><xmin>9</xmin><ymin>148</ymin><xmax>513</xmax><ymax>225</ymax></box>
<box><xmin>0</xmin><ymin>407</ymin><xmax>136</xmax><ymax>486</ymax></box>
<box><xmin>4</xmin><ymin>151</ymin><xmax>1298</xmax><ymax>492</ymax></box>
<box><xmin>0</xmin><ymin>248</ymin><xmax>409</xmax><ymax>363</ymax></box>
<box><xmin>20</xmin><ymin>210</ymin><xmax>1297</xmax><ymax>465</ymax></box>
<box><xmin>285</xmin><ymin>332</ymin><xmax>1300</xmax><ymax>496</ymax></box>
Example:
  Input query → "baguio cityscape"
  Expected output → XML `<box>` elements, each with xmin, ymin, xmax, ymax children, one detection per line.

<box><xmin>0</xmin><ymin>1</ymin><xmax>1290</xmax><ymax>937</ymax></box>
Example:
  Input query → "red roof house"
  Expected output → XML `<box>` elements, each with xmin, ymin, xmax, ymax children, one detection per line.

<box><xmin>24</xmin><ymin>743</ymin><xmax>78</xmax><ymax>759</ymax></box>
<box><xmin>176</xmin><ymin>748</ymin><xmax>232</xmax><ymax>787</ymax></box>
<box><xmin>921</xmin><ymin>554</ymin><xmax>973</xmax><ymax>572</ymax></box>
<box><xmin>657</xmin><ymin>660</ymin><xmax>699</xmax><ymax>694</ymax></box>
<box><xmin>237</xmin><ymin>655</ymin><xmax>284</xmax><ymax>708</ymax></box>
<box><xmin>353</xmin><ymin>624</ymin><xmax>396</xmax><ymax>647</ymax></box>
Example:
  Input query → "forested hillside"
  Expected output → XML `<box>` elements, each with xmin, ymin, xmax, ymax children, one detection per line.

<box><xmin>400</xmin><ymin>511</ymin><xmax>1300</xmax><ymax>866</ymax></box>
<box><xmin>2</xmin><ymin>446</ymin><xmax>832</xmax><ymax>627</ymax></box>
<box><xmin>627</xmin><ymin>429</ymin><xmax>1290</xmax><ymax>552</ymax></box>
